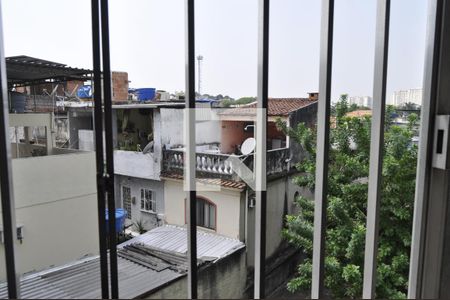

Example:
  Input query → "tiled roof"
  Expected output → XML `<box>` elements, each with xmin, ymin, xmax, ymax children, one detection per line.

<box><xmin>219</xmin><ymin>98</ymin><xmax>317</xmax><ymax>117</ymax></box>
<box><xmin>346</xmin><ymin>110</ymin><xmax>372</xmax><ymax>118</ymax></box>
<box><xmin>161</xmin><ymin>172</ymin><xmax>247</xmax><ymax>190</ymax></box>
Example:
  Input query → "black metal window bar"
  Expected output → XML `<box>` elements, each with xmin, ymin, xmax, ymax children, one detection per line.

<box><xmin>185</xmin><ymin>0</ymin><xmax>198</xmax><ymax>298</ymax></box>
<box><xmin>91</xmin><ymin>0</ymin><xmax>119</xmax><ymax>298</ymax></box>
<box><xmin>0</xmin><ymin>0</ymin><xmax>443</xmax><ymax>299</ymax></box>
<box><xmin>0</xmin><ymin>0</ymin><xmax>19</xmax><ymax>297</ymax></box>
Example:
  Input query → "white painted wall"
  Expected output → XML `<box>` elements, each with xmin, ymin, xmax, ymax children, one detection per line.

<box><xmin>163</xmin><ymin>179</ymin><xmax>243</xmax><ymax>239</ymax></box>
<box><xmin>196</xmin><ymin>120</ymin><xmax>221</xmax><ymax>145</ymax></box>
<box><xmin>115</xmin><ymin>175</ymin><xmax>165</xmax><ymax>230</ymax></box>
<box><xmin>79</xmin><ymin>129</ymin><xmax>94</xmax><ymax>151</ymax></box>
<box><xmin>160</xmin><ymin>109</ymin><xmax>184</xmax><ymax>147</ymax></box>
<box><xmin>159</xmin><ymin>108</ymin><xmax>221</xmax><ymax>148</ymax></box>
<box><xmin>0</xmin><ymin>152</ymin><xmax>99</xmax><ymax>280</ymax></box>
<box><xmin>163</xmin><ymin>173</ymin><xmax>307</xmax><ymax>260</ymax></box>
<box><xmin>114</xmin><ymin>150</ymin><xmax>160</xmax><ymax>180</ymax></box>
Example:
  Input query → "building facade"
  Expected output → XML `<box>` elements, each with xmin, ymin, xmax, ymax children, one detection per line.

<box><xmin>0</xmin><ymin>114</ymin><xmax>98</xmax><ymax>281</ymax></box>
<box><xmin>349</xmin><ymin>95</ymin><xmax>373</xmax><ymax>108</ymax></box>
<box><xmin>391</xmin><ymin>88</ymin><xmax>423</xmax><ymax>106</ymax></box>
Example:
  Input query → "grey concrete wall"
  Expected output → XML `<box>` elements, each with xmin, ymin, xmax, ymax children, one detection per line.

<box><xmin>0</xmin><ymin>152</ymin><xmax>98</xmax><ymax>281</ymax></box>
<box><xmin>115</xmin><ymin>175</ymin><xmax>165</xmax><ymax>231</ymax></box>
<box><xmin>288</xmin><ymin>102</ymin><xmax>318</xmax><ymax>164</ymax></box>
<box><xmin>246</xmin><ymin>173</ymin><xmax>310</xmax><ymax>266</ymax></box>
<box><xmin>68</xmin><ymin>109</ymin><xmax>93</xmax><ymax>149</ymax></box>
<box><xmin>146</xmin><ymin>249</ymin><xmax>247</xmax><ymax>299</ymax></box>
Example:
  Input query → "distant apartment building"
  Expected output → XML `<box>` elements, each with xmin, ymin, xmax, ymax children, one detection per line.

<box><xmin>391</xmin><ymin>88</ymin><xmax>423</xmax><ymax>106</ymax></box>
<box><xmin>349</xmin><ymin>95</ymin><xmax>372</xmax><ymax>108</ymax></box>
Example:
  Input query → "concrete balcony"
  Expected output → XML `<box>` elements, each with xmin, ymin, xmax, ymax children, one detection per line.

<box><xmin>113</xmin><ymin>150</ymin><xmax>160</xmax><ymax>180</ymax></box>
<box><xmin>162</xmin><ymin>147</ymin><xmax>292</xmax><ymax>182</ymax></box>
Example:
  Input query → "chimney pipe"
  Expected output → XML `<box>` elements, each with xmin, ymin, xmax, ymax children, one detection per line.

<box><xmin>308</xmin><ymin>92</ymin><xmax>319</xmax><ymax>101</ymax></box>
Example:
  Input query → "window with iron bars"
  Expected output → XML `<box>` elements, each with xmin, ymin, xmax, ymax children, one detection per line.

<box><xmin>0</xmin><ymin>0</ymin><xmax>446</xmax><ymax>299</ymax></box>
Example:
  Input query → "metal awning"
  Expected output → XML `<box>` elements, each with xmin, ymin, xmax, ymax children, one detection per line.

<box><xmin>6</xmin><ymin>55</ymin><xmax>92</xmax><ymax>87</ymax></box>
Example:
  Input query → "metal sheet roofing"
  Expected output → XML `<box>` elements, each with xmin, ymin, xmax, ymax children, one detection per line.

<box><xmin>6</xmin><ymin>55</ymin><xmax>92</xmax><ymax>86</ymax></box>
<box><xmin>119</xmin><ymin>225</ymin><xmax>245</xmax><ymax>262</ymax></box>
<box><xmin>0</xmin><ymin>255</ymin><xmax>183</xmax><ymax>299</ymax></box>
<box><xmin>0</xmin><ymin>225</ymin><xmax>244</xmax><ymax>299</ymax></box>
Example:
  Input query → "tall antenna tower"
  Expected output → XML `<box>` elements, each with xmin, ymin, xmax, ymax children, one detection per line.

<box><xmin>197</xmin><ymin>55</ymin><xmax>203</xmax><ymax>96</ymax></box>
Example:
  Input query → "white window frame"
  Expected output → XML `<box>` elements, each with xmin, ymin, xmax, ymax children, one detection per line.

<box><xmin>196</xmin><ymin>197</ymin><xmax>216</xmax><ymax>231</ymax></box>
<box><xmin>140</xmin><ymin>188</ymin><xmax>156</xmax><ymax>213</ymax></box>
<box><xmin>122</xmin><ymin>185</ymin><xmax>132</xmax><ymax>219</ymax></box>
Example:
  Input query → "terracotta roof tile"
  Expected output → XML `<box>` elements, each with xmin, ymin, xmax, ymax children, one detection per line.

<box><xmin>345</xmin><ymin>110</ymin><xmax>372</xmax><ymax>118</ymax></box>
<box><xmin>219</xmin><ymin>98</ymin><xmax>317</xmax><ymax>117</ymax></box>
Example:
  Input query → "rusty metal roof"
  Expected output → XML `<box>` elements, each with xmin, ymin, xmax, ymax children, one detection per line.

<box><xmin>6</xmin><ymin>55</ymin><xmax>92</xmax><ymax>86</ymax></box>
<box><xmin>161</xmin><ymin>172</ymin><xmax>247</xmax><ymax>190</ymax></box>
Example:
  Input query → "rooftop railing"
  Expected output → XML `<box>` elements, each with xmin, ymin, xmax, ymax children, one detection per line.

<box><xmin>162</xmin><ymin>147</ymin><xmax>292</xmax><ymax>181</ymax></box>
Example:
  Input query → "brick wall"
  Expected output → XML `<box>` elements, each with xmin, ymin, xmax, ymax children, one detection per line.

<box><xmin>65</xmin><ymin>80</ymin><xmax>85</xmax><ymax>96</ymax></box>
<box><xmin>112</xmin><ymin>71</ymin><xmax>129</xmax><ymax>102</ymax></box>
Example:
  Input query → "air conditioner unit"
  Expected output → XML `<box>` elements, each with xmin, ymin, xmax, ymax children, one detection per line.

<box><xmin>248</xmin><ymin>197</ymin><xmax>256</xmax><ymax>208</ymax></box>
<box><xmin>157</xmin><ymin>214</ymin><xmax>166</xmax><ymax>225</ymax></box>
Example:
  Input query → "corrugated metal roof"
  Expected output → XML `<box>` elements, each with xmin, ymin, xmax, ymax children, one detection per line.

<box><xmin>119</xmin><ymin>225</ymin><xmax>245</xmax><ymax>262</ymax></box>
<box><xmin>0</xmin><ymin>255</ymin><xmax>183</xmax><ymax>299</ymax></box>
<box><xmin>0</xmin><ymin>225</ymin><xmax>244</xmax><ymax>299</ymax></box>
<box><xmin>6</xmin><ymin>55</ymin><xmax>92</xmax><ymax>86</ymax></box>
<box><xmin>111</xmin><ymin>102</ymin><xmax>185</xmax><ymax>109</ymax></box>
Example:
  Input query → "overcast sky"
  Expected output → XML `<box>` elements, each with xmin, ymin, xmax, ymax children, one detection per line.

<box><xmin>3</xmin><ymin>0</ymin><xmax>427</xmax><ymax>101</ymax></box>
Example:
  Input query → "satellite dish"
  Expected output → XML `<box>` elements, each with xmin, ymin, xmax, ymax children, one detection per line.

<box><xmin>142</xmin><ymin>140</ymin><xmax>154</xmax><ymax>154</ymax></box>
<box><xmin>241</xmin><ymin>137</ymin><xmax>256</xmax><ymax>155</ymax></box>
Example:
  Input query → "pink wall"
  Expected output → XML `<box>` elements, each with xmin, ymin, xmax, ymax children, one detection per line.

<box><xmin>220</xmin><ymin>121</ymin><xmax>253</xmax><ymax>154</ymax></box>
<box><xmin>220</xmin><ymin>120</ymin><xmax>287</xmax><ymax>153</ymax></box>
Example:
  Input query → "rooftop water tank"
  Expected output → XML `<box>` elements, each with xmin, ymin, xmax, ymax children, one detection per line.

<box><xmin>135</xmin><ymin>88</ymin><xmax>156</xmax><ymax>101</ymax></box>
<box><xmin>105</xmin><ymin>208</ymin><xmax>127</xmax><ymax>233</ymax></box>
<box><xmin>77</xmin><ymin>85</ymin><xmax>92</xmax><ymax>99</ymax></box>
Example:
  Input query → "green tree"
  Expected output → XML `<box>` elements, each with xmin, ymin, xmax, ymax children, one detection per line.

<box><xmin>235</xmin><ymin>96</ymin><xmax>256</xmax><ymax>105</ymax></box>
<box><xmin>221</xmin><ymin>96</ymin><xmax>256</xmax><ymax>108</ymax></box>
<box><xmin>280</xmin><ymin>96</ymin><xmax>417</xmax><ymax>299</ymax></box>
<box><xmin>399</xmin><ymin>102</ymin><xmax>420</xmax><ymax>111</ymax></box>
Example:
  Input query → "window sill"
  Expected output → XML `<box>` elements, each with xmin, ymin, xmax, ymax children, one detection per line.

<box><xmin>140</xmin><ymin>210</ymin><xmax>157</xmax><ymax>215</ymax></box>
<box><xmin>192</xmin><ymin>225</ymin><xmax>216</xmax><ymax>233</ymax></box>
